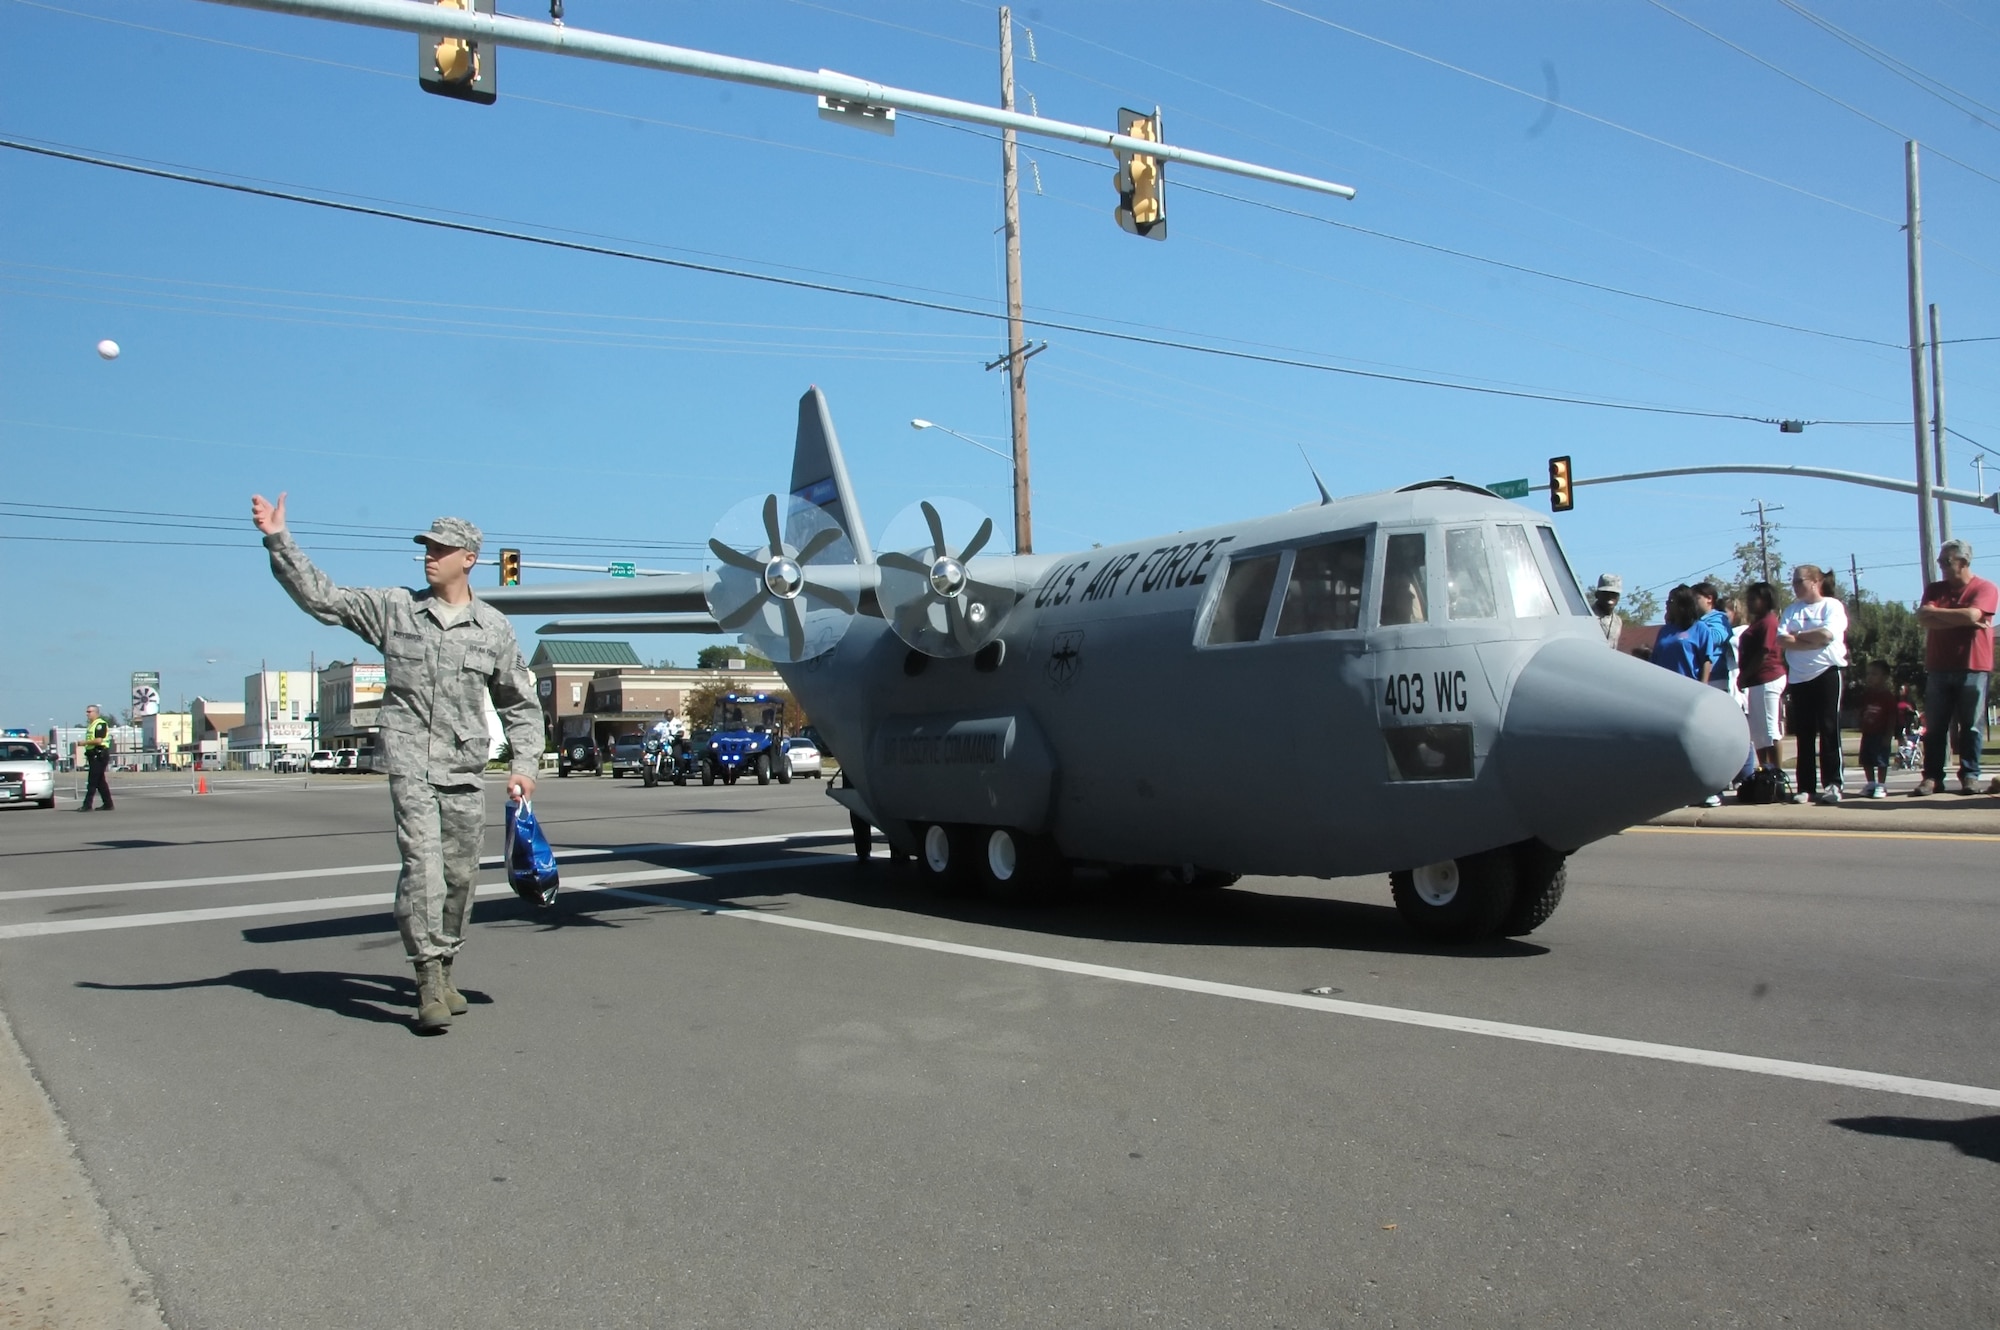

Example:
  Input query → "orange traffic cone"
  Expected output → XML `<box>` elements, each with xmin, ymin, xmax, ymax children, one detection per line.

<box><xmin>196</xmin><ymin>775</ymin><xmax>208</xmax><ymax>795</ymax></box>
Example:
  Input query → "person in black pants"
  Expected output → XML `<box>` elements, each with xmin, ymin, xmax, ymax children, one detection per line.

<box><xmin>78</xmin><ymin>703</ymin><xmax>114</xmax><ymax>812</ymax></box>
<box><xmin>1778</xmin><ymin>564</ymin><xmax>1851</xmax><ymax>804</ymax></box>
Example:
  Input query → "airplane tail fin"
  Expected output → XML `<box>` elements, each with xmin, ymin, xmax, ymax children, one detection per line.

<box><xmin>788</xmin><ymin>387</ymin><xmax>873</xmax><ymax>565</ymax></box>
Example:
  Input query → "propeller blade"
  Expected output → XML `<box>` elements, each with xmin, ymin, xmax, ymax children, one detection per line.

<box><xmin>947</xmin><ymin>598</ymin><xmax>979</xmax><ymax>654</ymax></box>
<box><xmin>877</xmin><ymin>551</ymin><xmax>930</xmax><ymax>576</ymax></box>
<box><xmin>781</xmin><ymin>597</ymin><xmax>805</xmax><ymax>661</ymax></box>
<box><xmin>717</xmin><ymin>594</ymin><xmax>768</xmax><ymax>631</ymax></box>
<box><xmin>920</xmin><ymin>500</ymin><xmax>947</xmax><ymax>559</ymax></box>
<box><xmin>761</xmin><ymin>493</ymin><xmax>783</xmax><ymax>553</ymax></box>
<box><xmin>707</xmin><ymin>538</ymin><xmax>767</xmax><ymax>574</ymax></box>
<box><xmin>802</xmin><ymin>580</ymin><xmax>855</xmax><ymax>614</ymax></box>
<box><xmin>795</xmin><ymin>526</ymin><xmax>844</xmax><ymax>565</ymax></box>
<box><xmin>958</xmin><ymin>517</ymin><xmax>994</xmax><ymax>562</ymax></box>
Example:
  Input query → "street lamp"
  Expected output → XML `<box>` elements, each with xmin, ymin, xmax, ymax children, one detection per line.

<box><xmin>909</xmin><ymin>418</ymin><xmax>1022</xmax><ymax>552</ymax></box>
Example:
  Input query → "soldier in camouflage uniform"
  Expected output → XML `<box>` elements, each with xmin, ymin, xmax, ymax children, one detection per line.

<box><xmin>252</xmin><ymin>492</ymin><xmax>545</xmax><ymax>1033</ymax></box>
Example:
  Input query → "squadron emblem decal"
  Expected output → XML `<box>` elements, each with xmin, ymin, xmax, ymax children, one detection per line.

<box><xmin>1046</xmin><ymin>630</ymin><xmax>1084</xmax><ymax>691</ymax></box>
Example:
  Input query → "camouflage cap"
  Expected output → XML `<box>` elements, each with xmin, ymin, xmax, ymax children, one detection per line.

<box><xmin>414</xmin><ymin>516</ymin><xmax>482</xmax><ymax>555</ymax></box>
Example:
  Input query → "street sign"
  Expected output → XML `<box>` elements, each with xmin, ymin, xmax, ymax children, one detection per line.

<box><xmin>609</xmin><ymin>561</ymin><xmax>636</xmax><ymax>579</ymax></box>
<box><xmin>1488</xmin><ymin>478</ymin><xmax>1531</xmax><ymax>500</ymax></box>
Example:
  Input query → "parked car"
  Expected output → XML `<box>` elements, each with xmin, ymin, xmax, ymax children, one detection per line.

<box><xmin>307</xmin><ymin>750</ymin><xmax>337</xmax><ymax>773</ymax></box>
<box><xmin>271</xmin><ymin>754</ymin><xmax>305</xmax><ymax>774</ymax></box>
<box><xmin>781</xmin><ymin>735</ymin><xmax>823</xmax><ymax>779</ymax></box>
<box><xmin>557</xmin><ymin>736</ymin><xmax>600</xmax><ymax>777</ymax></box>
<box><xmin>333</xmin><ymin>748</ymin><xmax>360</xmax><ymax>771</ymax></box>
<box><xmin>0</xmin><ymin>738</ymin><xmax>57</xmax><ymax>809</ymax></box>
<box><xmin>609</xmin><ymin>734</ymin><xmax>647</xmax><ymax>778</ymax></box>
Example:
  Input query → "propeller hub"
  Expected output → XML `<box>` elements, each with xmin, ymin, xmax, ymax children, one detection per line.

<box><xmin>764</xmin><ymin>557</ymin><xmax>804</xmax><ymax>600</ymax></box>
<box><xmin>929</xmin><ymin>557</ymin><xmax>967</xmax><ymax>599</ymax></box>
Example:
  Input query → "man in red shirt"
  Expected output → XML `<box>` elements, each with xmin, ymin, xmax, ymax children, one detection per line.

<box><xmin>1912</xmin><ymin>539</ymin><xmax>1998</xmax><ymax>796</ymax></box>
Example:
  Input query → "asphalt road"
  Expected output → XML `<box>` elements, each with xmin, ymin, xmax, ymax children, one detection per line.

<box><xmin>2</xmin><ymin>773</ymin><xmax>1997</xmax><ymax>1328</ymax></box>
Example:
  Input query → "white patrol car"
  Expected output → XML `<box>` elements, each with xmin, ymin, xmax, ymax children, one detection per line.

<box><xmin>0</xmin><ymin>738</ymin><xmax>58</xmax><ymax>809</ymax></box>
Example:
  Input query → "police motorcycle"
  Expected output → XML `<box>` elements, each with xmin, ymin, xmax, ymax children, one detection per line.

<box><xmin>640</xmin><ymin>733</ymin><xmax>668</xmax><ymax>787</ymax></box>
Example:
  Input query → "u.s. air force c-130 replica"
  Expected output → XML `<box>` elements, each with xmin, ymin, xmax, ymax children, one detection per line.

<box><xmin>488</xmin><ymin>388</ymin><xmax>1744</xmax><ymax>943</ymax></box>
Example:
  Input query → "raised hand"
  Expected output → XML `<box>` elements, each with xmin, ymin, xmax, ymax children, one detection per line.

<box><xmin>251</xmin><ymin>491</ymin><xmax>288</xmax><ymax>536</ymax></box>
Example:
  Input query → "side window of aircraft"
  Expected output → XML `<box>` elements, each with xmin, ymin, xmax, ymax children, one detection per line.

<box><xmin>1444</xmin><ymin>526</ymin><xmax>1498</xmax><ymax>620</ymax></box>
<box><xmin>1276</xmin><ymin>537</ymin><xmax>1367</xmax><ymax>636</ymax></box>
<box><xmin>1536</xmin><ymin>525</ymin><xmax>1592</xmax><ymax>615</ymax></box>
<box><xmin>1203</xmin><ymin>553</ymin><xmax>1281</xmax><ymax>645</ymax></box>
<box><xmin>1379</xmin><ymin>532</ymin><xmax>1429</xmax><ymax>626</ymax></box>
<box><xmin>1496</xmin><ymin>523</ymin><xmax>1558</xmax><ymax>617</ymax></box>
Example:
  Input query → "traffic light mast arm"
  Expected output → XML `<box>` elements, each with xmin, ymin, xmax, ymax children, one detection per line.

<box><xmin>1529</xmin><ymin>462</ymin><xmax>1999</xmax><ymax>511</ymax></box>
<box><xmin>196</xmin><ymin>0</ymin><xmax>1357</xmax><ymax>200</ymax></box>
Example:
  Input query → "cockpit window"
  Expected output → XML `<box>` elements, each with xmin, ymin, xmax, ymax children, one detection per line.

<box><xmin>1203</xmin><ymin>553</ymin><xmax>1280</xmax><ymax>645</ymax></box>
<box><xmin>1277</xmin><ymin>537</ymin><xmax>1366</xmax><ymax>636</ymax></box>
<box><xmin>1444</xmin><ymin>526</ymin><xmax>1497</xmax><ymax>620</ymax></box>
<box><xmin>1537</xmin><ymin>525</ymin><xmax>1592</xmax><ymax>615</ymax></box>
<box><xmin>1379</xmin><ymin>532</ymin><xmax>1429</xmax><ymax>626</ymax></box>
<box><xmin>1496</xmin><ymin>523</ymin><xmax>1557</xmax><ymax>617</ymax></box>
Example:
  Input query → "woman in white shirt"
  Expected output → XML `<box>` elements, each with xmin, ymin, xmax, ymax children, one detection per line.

<box><xmin>1778</xmin><ymin>563</ymin><xmax>1850</xmax><ymax>804</ymax></box>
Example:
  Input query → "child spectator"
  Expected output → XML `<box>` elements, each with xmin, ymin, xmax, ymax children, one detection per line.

<box><xmin>1854</xmin><ymin>660</ymin><xmax>1899</xmax><ymax>799</ymax></box>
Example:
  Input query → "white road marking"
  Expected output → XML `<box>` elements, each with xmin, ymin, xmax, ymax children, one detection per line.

<box><xmin>12</xmin><ymin>846</ymin><xmax>1995</xmax><ymax>1108</ymax></box>
<box><xmin>0</xmin><ymin>854</ymin><xmax>846</xmax><ymax>940</ymax></box>
<box><xmin>0</xmin><ymin>830</ymin><xmax>848</xmax><ymax>901</ymax></box>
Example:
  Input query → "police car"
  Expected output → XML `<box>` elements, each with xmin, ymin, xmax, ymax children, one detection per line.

<box><xmin>0</xmin><ymin>737</ymin><xmax>58</xmax><ymax>809</ymax></box>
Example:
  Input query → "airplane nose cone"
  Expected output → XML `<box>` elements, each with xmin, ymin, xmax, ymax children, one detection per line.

<box><xmin>1492</xmin><ymin>636</ymin><xmax>1747</xmax><ymax>850</ymax></box>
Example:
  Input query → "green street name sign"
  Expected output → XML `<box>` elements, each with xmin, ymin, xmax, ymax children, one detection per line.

<box><xmin>1488</xmin><ymin>478</ymin><xmax>1531</xmax><ymax>500</ymax></box>
<box><xmin>609</xmin><ymin>561</ymin><xmax>636</xmax><ymax>579</ymax></box>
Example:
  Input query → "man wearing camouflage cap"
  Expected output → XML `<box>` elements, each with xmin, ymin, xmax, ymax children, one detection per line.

<box><xmin>252</xmin><ymin>493</ymin><xmax>545</xmax><ymax>1032</ymax></box>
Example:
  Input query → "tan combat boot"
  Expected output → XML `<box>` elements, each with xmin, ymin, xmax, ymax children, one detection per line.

<box><xmin>414</xmin><ymin>960</ymin><xmax>452</xmax><ymax>1032</ymax></box>
<box><xmin>438</xmin><ymin>957</ymin><xmax>469</xmax><ymax>1016</ymax></box>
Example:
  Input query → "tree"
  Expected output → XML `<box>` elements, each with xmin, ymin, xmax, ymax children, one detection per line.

<box><xmin>1621</xmin><ymin>587</ymin><xmax>1661</xmax><ymax>627</ymax></box>
<box><xmin>695</xmin><ymin>645</ymin><xmax>773</xmax><ymax>671</ymax></box>
<box><xmin>1845</xmin><ymin>594</ymin><xmax>1925</xmax><ymax>685</ymax></box>
<box><xmin>682</xmin><ymin>679</ymin><xmax>807</xmax><ymax>733</ymax></box>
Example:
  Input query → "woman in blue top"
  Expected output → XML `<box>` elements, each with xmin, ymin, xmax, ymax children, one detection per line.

<box><xmin>1651</xmin><ymin>584</ymin><xmax>1726</xmax><ymax>681</ymax></box>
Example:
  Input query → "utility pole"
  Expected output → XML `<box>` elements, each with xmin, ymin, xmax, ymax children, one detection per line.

<box><xmin>1905</xmin><ymin>141</ymin><xmax>1937</xmax><ymax>588</ymax></box>
<box><xmin>1742</xmin><ymin>500</ymin><xmax>1784</xmax><ymax>585</ymax></box>
<box><xmin>1849</xmin><ymin>554</ymin><xmax>1862</xmax><ymax>604</ymax></box>
<box><xmin>997</xmin><ymin>7</ymin><xmax>1032</xmax><ymax>555</ymax></box>
<box><xmin>1929</xmin><ymin>301</ymin><xmax>1951</xmax><ymax>544</ymax></box>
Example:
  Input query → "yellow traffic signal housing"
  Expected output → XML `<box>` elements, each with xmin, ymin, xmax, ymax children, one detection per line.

<box><xmin>420</xmin><ymin>0</ymin><xmax>496</xmax><ymax>105</ymax></box>
<box><xmin>1548</xmin><ymin>456</ymin><xmax>1575</xmax><ymax>512</ymax></box>
<box><xmin>499</xmin><ymin>548</ymin><xmax>521</xmax><ymax>586</ymax></box>
<box><xmin>1112</xmin><ymin>108</ymin><xmax>1168</xmax><ymax>241</ymax></box>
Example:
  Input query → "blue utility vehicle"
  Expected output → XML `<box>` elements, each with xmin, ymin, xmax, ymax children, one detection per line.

<box><xmin>705</xmin><ymin>693</ymin><xmax>790</xmax><ymax>786</ymax></box>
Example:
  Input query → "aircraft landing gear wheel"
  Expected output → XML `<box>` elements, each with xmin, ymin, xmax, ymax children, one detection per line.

<box><xmin>1500</xmin><ymin>842</ymin><xmax>1567</xmax><ymax>937</ymax></box>
<box><xmin>851</xmin><ymin>813</ymin><xmax>872</xmax><ymax>861</ymax></box>
<box><xmin>1389</xmin><ymin>847</ymin><xmax>1516</xmax><ymax>943</ymax></box>
<box><xmin>755</xmin><ymin>754</ymin><xmax>771</xmax><ymax>786</ymax></box>
<box><xmin>975</xmin><ymin>827</ymin><xmax>1066</xmax><ymax>903</ymax></box>
<box><xmin>918</xmin><ymin>823</ymin><xmax>973</xmax><ymax>894</ymax></box>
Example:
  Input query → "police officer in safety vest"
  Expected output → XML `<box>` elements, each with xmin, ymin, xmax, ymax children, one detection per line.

<box><xmin>78</xmin><ymin>703</ymin><xmax>114</xmax><ymax>811</ymax></box>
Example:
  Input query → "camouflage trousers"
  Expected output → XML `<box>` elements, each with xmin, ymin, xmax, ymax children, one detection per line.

<box><xmin>388</xmin><ymin>777</ymin><xmax>486</xmax><ymax>963</ymax></box>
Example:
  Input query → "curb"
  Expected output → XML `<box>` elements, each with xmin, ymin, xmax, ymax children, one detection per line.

<box><xmin>1646</xmin><ymin>796</ymin><xmax>2000</xmax><ymax>836</ymax></box>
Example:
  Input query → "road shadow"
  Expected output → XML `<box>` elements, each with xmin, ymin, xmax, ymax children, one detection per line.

<box><xmin>238</xmin><ymin>892</ymin><xmax>683</xmax><ymax>945</ymax></box>
<box><xmin>76</xmin><ymin>969</ymin><xmax>491</xmax><ymax>1030</ymax></box>
<box><xmin>1831</xmin><ymin>1114</ymin><xmax>2000</xmax><ymax>1163</ymax></box>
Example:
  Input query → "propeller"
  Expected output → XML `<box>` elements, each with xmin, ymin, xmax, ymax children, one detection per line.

<box><xmin>704</xmin><ymin>493</ymin><xmax>857</xmax><ymax>663</ymax></box>
<box><xmin>875</xmin><ymin>497</ymin><xmax>1018</xmax><ymax>657</ymax></box>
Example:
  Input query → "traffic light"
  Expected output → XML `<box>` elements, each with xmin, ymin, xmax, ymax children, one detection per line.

<box><xmin>499</xmin><ymin>548</ymin><xmax>521</xmax><ymax>586</ymax></box>
<box><xmin>419</xmin><ymin>0</ymin><xmax>496</xmax><ymax>105</ymax></box>
<box><xmin>1112</xmin><ymin>108</ymin><xmax>1167</xmax><ymax>241</ymax></box>
<box><xmin>1548</xmin><ymin>455</ymin><xmax>1575</xmax><ymax>512</ymax></box>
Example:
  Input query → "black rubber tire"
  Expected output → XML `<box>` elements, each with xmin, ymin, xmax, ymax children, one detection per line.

<box><xmin>642</xmin><ymin>768</ymin><xmax>656</xmax><ymax>788</ymax></box>
<box><xmin>701</xmin><ymin>765</ymin><xmax>714</xmax><ymax>787</ymax></box>
<box><xmin>917</xmin><ymin>823</ymin><xmax>974</xmax><ymax>894</ymax></box>
<box><xmin>37</xmin><ymin>799</ymin><xmax>55</xmax><ymax>809</ymax></box>
<box><xmin>1499</xmin><ymin>842</ymin><xmax>1567</xmax><ymax>937</ymax></box>
<box><xmin>755</xmin><ymin>754</ymin><xmax>771</xmax><ymax>786</ymax></box>
<box><xmin>559</xmin><ymin>768</ymin><xmax>570</xmax><ymax>778</ymax></box>
<box><xmin>777</xmin><ymin>755</ymin><xmax>792</xmax><ymax>785</ymax></box>
<box><xmin>673</xmin><ymin>772</ymin><xmax>687</xmax><ymax>787</ymax></box>
<box><xmin>1389</xmin><ymin>847</ymin><xmax>1517</xmax><ymax>943</ymax></box>
<box><xmin>973</xmin><ymin>827</ymin><xmax>1067</xmax><ymax>904</ymax></box>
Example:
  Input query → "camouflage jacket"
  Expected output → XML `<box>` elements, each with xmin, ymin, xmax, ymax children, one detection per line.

<box><xmin>263</xmin><ymin>530</ymin><xmax>544</xmax><ymax>786</ymax></box>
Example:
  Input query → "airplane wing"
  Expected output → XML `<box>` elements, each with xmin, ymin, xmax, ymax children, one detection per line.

<box><xmin>536</xmin><ymin>614</ymin><xmax>722</xmax><ymax>635</ymax></box>
<box><xmin>482</xmin><ymin>572</ymin><xmax>711</xmax><ymax>617</ymax></box>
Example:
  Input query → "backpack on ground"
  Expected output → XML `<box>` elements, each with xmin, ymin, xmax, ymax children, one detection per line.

<box><xmin>1738</xmin><ymin>766</ymin><xmax>1791</xmax><ymax>806</ymax></box>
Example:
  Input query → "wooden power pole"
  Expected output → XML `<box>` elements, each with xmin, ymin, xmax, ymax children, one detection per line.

<box><xmin>998</xmin><ymin>6</ymin><xmax>1033</xmax><ymax>554</ymax></box>
<box><xmin>1905</xmin><ymin>141</ymin><xmax>1937</xmax><ymax>588</ymax></box>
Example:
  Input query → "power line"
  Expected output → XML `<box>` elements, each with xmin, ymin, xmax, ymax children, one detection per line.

<box><xmin>1257</xmin><ymin>0</ymin><xmax>1900</xmax><ymax>224</ymax></box>
<box><xmin>1777</xmin><ymin>0</ymin><xmax>2000</xmax><ymax>131</ymax></box>
<box><xmin>1</xmin><ymin>137</ymin><xmax>1808</xmax><ymax>426</ymax></box>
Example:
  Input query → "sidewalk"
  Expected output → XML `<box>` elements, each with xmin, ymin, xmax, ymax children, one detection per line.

<box><xmin>1646</xmin><ymin>768</ymin><xmax>2000</xmax><ymax>835</ymax></box>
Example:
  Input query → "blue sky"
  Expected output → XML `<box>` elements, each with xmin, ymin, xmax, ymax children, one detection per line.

<box><xmin>4</xmin><ymin>0</ymin><xmax>1997</xmax><ymax>724</ymax></box>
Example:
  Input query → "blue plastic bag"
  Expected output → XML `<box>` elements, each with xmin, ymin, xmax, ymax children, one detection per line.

<box><xmin>505</xmin><ymin>799</ymin><xmax>560</xmax><ymax>908</ymax></box>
